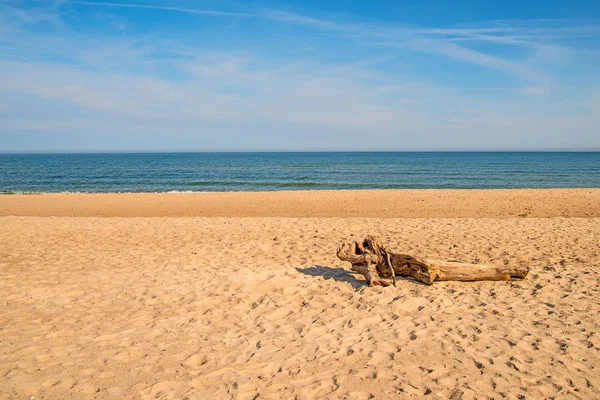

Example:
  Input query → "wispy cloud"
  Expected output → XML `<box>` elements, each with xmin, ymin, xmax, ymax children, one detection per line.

<box><xmin>260</xmin><ymin>10</ymin><xmax>355</xmax><ymax>32</ymax></box>
<box><xmin>415</xmin><ymin>39</ymin><xmax>548</xmax><ymax>81</ymax></box>
<box><xmin>65</xmin><ymin>1</ymin><xmax>600</xmax><ymax>85</ymax></box>
<box><xmin>69</xmin><ymin>1</ymin><xmax>251</xmax><ymax>17</ymax></box>
<box><xmin>0</xmin><ymin>1</ymin><xmax>599</xmax><ymax>151</ymax></box>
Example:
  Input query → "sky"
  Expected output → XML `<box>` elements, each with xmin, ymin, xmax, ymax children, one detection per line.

<box><xmin>1</xmin><ymin>0</ymin><xmax>600</xmax><ymax>152</ymax></box>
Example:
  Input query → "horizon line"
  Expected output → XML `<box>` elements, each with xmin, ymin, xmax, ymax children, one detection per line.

<box><xmin>1</xmin><ymin>149</ymin><xmax>600</xmax><ymax>155</ymax></box>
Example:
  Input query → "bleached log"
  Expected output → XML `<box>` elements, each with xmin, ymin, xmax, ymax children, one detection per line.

<box><xmin>337</xmin><ymin>235</ymin><xmax>529</xmax><ymax>286</ymax></box>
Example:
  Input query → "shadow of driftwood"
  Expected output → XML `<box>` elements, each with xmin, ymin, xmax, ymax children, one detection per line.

<box><xmin>296</xmin><ymin>265</ymin><xmax>366</xmax><ymax>290</ymax></box>
<box><xmin>297</xmin><ymin>265</ymin><xmax>431</xmax><ymax>288</ymax></box>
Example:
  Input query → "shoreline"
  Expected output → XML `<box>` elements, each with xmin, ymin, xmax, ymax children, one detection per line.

<box><xmin>2</xmin><ymin>186</ymin><xmax>600</xmax><ymax>194</ymax></box>
<box><xmin>1</xmin><ymin>188</ymin><xmax>599</xmax><ymax>217</ymax></box>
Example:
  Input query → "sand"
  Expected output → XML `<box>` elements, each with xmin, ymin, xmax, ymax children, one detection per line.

<box><xmin>1</xmin><ymin>188</ymin><xmax>600</xmax><ymax>218</ymax></box>
<box><xmin>0</xmin><ymin>190</ymin><xmax>599</xmax><ymax>399</ymax></box>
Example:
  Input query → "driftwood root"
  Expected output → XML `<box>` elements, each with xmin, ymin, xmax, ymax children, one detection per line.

<box><xmin>337</xmin><ymin>235</ymin><xmax>530</xmax><ymax>286</ymax></box>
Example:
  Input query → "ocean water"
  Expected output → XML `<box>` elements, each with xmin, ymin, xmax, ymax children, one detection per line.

<box><xmin>0</xmin><ymin>152</ymin><xmax>599</xmax><ymax>193</ymax></box>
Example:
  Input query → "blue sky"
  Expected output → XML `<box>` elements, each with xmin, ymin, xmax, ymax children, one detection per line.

<box><xmin>1</xmin><ymin>0</ymin><xmax>600</xmax><ymax>151</ymax></box>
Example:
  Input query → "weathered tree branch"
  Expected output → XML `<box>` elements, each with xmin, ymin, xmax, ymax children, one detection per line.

<box><xmin>337</xmin><ymin>235</ymin><xmax>530</xmax><ymax>286</ymax></box>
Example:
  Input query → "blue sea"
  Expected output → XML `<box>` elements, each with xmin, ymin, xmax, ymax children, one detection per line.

<box><xmin>0</xmin><ymin>152</ymin><xmax>599</xmax><ymax>193</ymax></box>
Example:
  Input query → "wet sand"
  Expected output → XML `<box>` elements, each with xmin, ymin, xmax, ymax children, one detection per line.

<box><xmin>1</xmin><ymin>188</ymin><xmax>600</xmax><ymax>217</ymax></box>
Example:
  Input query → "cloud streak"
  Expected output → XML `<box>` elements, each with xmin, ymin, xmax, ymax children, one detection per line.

<box><xmin>66</xmin><ymin>1</ymin><xmax>600</xmax><ymax>84</ymax></box>
<box><xmin>70</xmin><ymin>1</ymin><xmax>251</xmax><ymax>17</ymax></box>
<box><xmin>0</xmin><ymin>1</ymin><xmax>599</xmax><ymax>151</ymax></box>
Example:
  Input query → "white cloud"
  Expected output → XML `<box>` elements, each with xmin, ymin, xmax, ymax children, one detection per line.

<box><xmin>69</xmin><ymin>1</ymin><xmax>250</xmax><ymax>17</ymax></box>
<box><xmin>0</xmin><ymin>1</ymin><xmax>599</xmax><ymax>151</ymax></box>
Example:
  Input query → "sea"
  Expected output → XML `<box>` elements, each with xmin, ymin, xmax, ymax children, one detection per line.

<box><xmin>1</xmin><ymin>152</ymin><xmax>599</xmax><ymax>193</ymax></box>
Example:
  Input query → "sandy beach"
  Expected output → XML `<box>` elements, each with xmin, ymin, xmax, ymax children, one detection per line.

<box><xmin>2</xmin><ymin>189</ymin><xmax>600</xmax><ymax>218</ymax></box>
<box><xmin>1</xmin><ymin>189</ymin><xmax>599</xmax><ymax>399</ymax></box>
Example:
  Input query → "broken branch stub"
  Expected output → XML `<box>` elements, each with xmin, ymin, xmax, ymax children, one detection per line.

<box><xmin>337</xmin><ymin>235</ymin><xmax>530</xmax><ymax>286</ymax></box>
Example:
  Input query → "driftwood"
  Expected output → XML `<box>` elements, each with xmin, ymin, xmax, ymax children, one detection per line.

<box><xmin>337</xmin><ymin>235</ymin><xmax>530</xmax><ymax>286</ymax></box>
